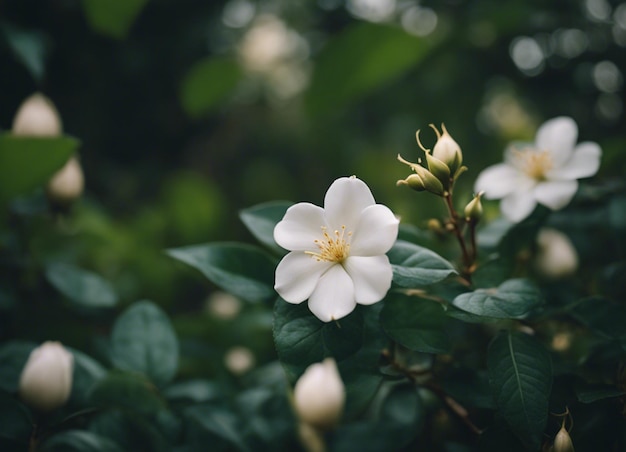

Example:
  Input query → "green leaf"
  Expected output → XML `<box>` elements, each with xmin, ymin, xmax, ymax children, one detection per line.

<box><xmin>69</xmin><ymin>349</ymin><xmax>107</xmax><ymax>405</ymax></box>
<box><xmin>81</xmin><ymin>0</ymin><xmax>149</xmax><ymax>39</ymax></box>
<box><xmin>40</xmin><ymin>430</ymin><xmax>122</xmax><ymax>452</ymax></box>
<box><xmin>380</xmin><ymin>294</ymin><xmax>450</xmax><ymax>354</ymax></box>
<box><xmin>388</xmin><ymin>240</ymin><xmax>457</xmax><ymax>288</ymax></box>
<box><xmin>45</xmin><ymin>262</ymin><xmax>118</xmax><ymax>309</ymax></box>
<box><xmin>239</xmin><ymin>201</ymin><xmax>292</xmax><ymax>253</ymax></box>
<box><xmin>0</xmin><ymin>390</ymin><xmax>33</xmax><ymax>444</ymax></box>
<box><xmin>164</xmin><ymin>379</ymin><xmax>223</xmax><ymax>404</ymax></box>
<box><xmin>88</xmin><ymin>410</ymin><xmax>170</xmax><ymax>452</ymax></box>
<box><xmin>180</xmin><ymin>57</ymin><xmax>243</xmax><ymax>118</ymax></box>
<box><xmin>487</xmin><ymin>331</ymin><xmax>552</xmax><ymax>451</ymax></box>
<box><xmin>567</xmin><ymin>296</ymin><xmax>626</xmax><ymax>342</ymax></box>
<box><xmin>167</xmin><ymin>242</ymin><xmax>276</xmax><ymax>304</ymax></box>
<box><xmin>185</xmin><ymin>405</ymin><xmax>252</xmax><ymax>452</ymax></box>
<box><xmin>273</xmin><ymin>300</ymin><xmax>364</xmax><ymax>382</ymax></box>
<box><xmin>0</xmin><ymin>134</ymin><xmax>79</xmax><ymax>203</ymax></box>
<box><xmin>306</xmin><ymin>22</ymin><xmax>434</xmax><ymax>116</ymax></box>
<box><xmin>1</xmin><ymin>23</ymin><xmax>48</xmax><ymax>82</ymax></box>
<box><xmin>452</xmin><ymin>278</ymin><xmax>542</xmax><ymax>319</ymax></box>
<box><xmin>89</xmin><ymin>371</ymin><xmax>165</xmax><ymax>416</ymax></box>
<box><xmin>575</xmin><ymin>382</ymin><xmax>626</xmax><ymax>403</ymax></box>
<box><xmin>0</xmin><ymin>341</ymin><xmax>36</xmax><ymax>393</ymax></box>
<box><xmin>110</xmin><ymin>301</ymin><xmax>179</xmax><ymax>386</ymax></box>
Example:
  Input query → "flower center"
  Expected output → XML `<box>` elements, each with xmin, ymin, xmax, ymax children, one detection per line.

<box><xmin>514</xmin><ymin>148</ymin><xmax>553</xmax><ymax>181</ymax></box>
<box><xmin>305</xmin><ymin>226</ymin><xmax>352</xmax><ymax>263</ymax></box>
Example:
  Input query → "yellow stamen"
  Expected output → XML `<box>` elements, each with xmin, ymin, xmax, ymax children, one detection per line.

<box><xmin>514</xmin><ymin>147</ymin><xmax>553</xmax><ymax>181</ymax></box>
<box><xmin>305</xmin><ymin>226</ymin><xmax>352</xmax><ymax>263</ymax></box>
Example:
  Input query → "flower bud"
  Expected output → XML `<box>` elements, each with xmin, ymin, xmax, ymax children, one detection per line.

<box><xmin>464</xmin><ymin>192</ymin><xmax>484</xmax><ymax>223</ymax></box>
<box><xmin>12</xmin><ymin>93</ymin><xmax>62</xmax><ymax>136</ymax></box>
<box><xmin>224</xmin><ymin>346</ymin><xmax>255</xmax><ymax>375</ymax></box>
<box><xmin>293</xmin><ymin>358</ymin><xmax>345</xmax><ymax>430</ymax></box>
<box><xmin>19</xmin><ymin>341</ymin><xmax>73</xmax><ymax>412</ymax></box>
<box><xmin>396</xmin><ymin>154</ymin><xmax>445</xmax><ymax>196</ymax></box>
<box><xmin>553</xmin><ymin>425</ymin><xmax>575</xmax><ymax>452</ymax></box>
<box><xmin>430</xmin><ymin>123</ymin><xmax>462</xmax><ymax>176</ymax></box>
<box><xmin>47</xmin><ymin>157</ymin><xmax>84</xmax><ymax>204</ymax></box>
<box><xmin>534</xmin><ymin>228</ymin><xmax>578</xmax><ymax>279</ymax></box>
<box><xmin>424</xmin><ymin>150</ymin><xmax>451</xmax><ymax>190</ymax></box>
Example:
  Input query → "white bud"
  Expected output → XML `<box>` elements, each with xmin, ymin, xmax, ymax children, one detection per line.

<box><xmin>293</xmin><ymin>358</ymin><xmax>345</xmax><ymax>430</ymax></box>
<box><xmin>19</xmin><ymin>341</ymin><xmax>73</xmax><ymax>412</ymax></box>
<box><xmin>12</xmin><ymin>93</ymin><xmax>62</xmax><ymax>136</ymax></box>
<box><xmin>534</xmin><ymin>228</ymin><xmax>579</xmax><ymax>279</ymax></box>
<box><xmin>224</xmin><ymin>346</ymin><xmax>255</xmax><ymax>375</ymax></box>
<box><xmin>47</xmin><ymin>157</ymin><xmax>84</xmax><ymax>204</ymax></box>
<box><xmin>431</xmin><ymin>123</ymin><xmax>462</xmax><ymax>175</ymax></box>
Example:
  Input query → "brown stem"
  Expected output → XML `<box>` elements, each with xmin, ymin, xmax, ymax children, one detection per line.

<box><xmin>443</xmin><ymin>192</ymin><xmax>473</xmax><ymax>278</ymax></box>
<box><xmin>423</xmin><ymin>381</ymin><xmax>483</xmax><ymax>435</ymax></box>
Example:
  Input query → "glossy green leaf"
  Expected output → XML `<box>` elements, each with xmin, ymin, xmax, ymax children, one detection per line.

<box><xmin>239</xmin><ymin>201</ymin><xmax>292</xmax><ymax>253</ymax></box>
<box><xmin>1</xmin><ymin>23</ymin><xmax>48</xmax><ymax>82</ymax></box>
<box><xmin>388</xmin><ymin>240</ymin><xmax>457</xmax><ymax>288</ymax></box>
<box><xmin>0</xmin><ymin>390</ymin><xmax>33</xmax><ymax>444</ymax></box>
<box><xmin>110</xmin><ymin>301</ymin><xmax>179</xmax><ymax>386</ymax></box>
<box><xmin>89</xmin><ymin>371</ymin><xmax>165</xmax><ymax>416</ymax></box>
<box><xmin>453</xmin><ymin>278</ymin><xmax>541</xmax><ymax>319</ymax></box>
<box><xmin>70</xmin><ymin>348</ymin><xmax>107</xmax><ymax>405</ymax></box>
<box><xmin>180</xmin><ymin>57</ymin><xmax>243</xmax><ymax>117</ymax></box>
<box><xmin>568</xmin><ymin>296</ymin><xmax>626</xmax><ymax>342</ymax></box>
<box><xmin>273</xmin><ymin>300</ymin><xmax>364</xmax><ymax>382</ymax></box>
<box><xmin>40</xmin><ymin>430</ymin><xmax>122</xmax><ymax>452</ymax></box>
<box><xmin>575</xmin><ymin>383</ymin><xmax>626</xmax><ymax>403</ymax></box>
<box><xmin>381</xmin><ymin>294</ymin><xmax>450</xmax><ymax>354</ymax></box>
<box><xmin>164</xmin><ymin>379</ymin><xmax>223</xmax><ymax>404</ymax></box>
<box><xmin>487</xmin><ymin>331</ymin><xmax>552</xmax><ymax>451</ymax></box>
<box><xmin>89</xmin><ymin>410</ymin><xmax>170</xmax><ymax>452</ymax></box>
<box><xmin>45</xmin><ymin>262</ymin><xmax>118</xmax><ymax>308</ymax></box>
<box><xmin>167</xmin><ymin>242</ymin><xmax>276</xmax><ymax>304</ymax></box>
<box><xmin>81</xmin><ymin>0</ymin><xmax>149</xmax><ymax>39</ymax></box>
<box><xmin>306</xmin><ymin>22</ymin><xmax>434</xmax><ymax>116</ymax></box>
<box><xmin>0</xmin><ymin>134</ymin><xmax>79</xmax><ymax>203</ymax></box>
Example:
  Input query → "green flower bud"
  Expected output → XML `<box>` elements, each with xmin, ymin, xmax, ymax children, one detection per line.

<box><xmin>464</xmin><ymin>192</ymin><xmax>484</xmax><ymax>223</ymax></box>
<box><xmin>430</xmin><ymin>123</ymin><xmax>463</xmax><ymax>176</ymax></box>
<box><xmin>396</xmin><ymin>154</ymin><xmax>445</xmax><ymax>196</ymax></box>
<box><xmin>424</xmin><ymin>149</ymin><xmax>451</xmax><ymax>190</ymax></box>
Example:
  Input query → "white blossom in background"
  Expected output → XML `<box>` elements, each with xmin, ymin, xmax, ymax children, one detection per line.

<box><xmin>274</xmin><ymin>176</ymin><xmax>399</xmax><ymax>322</ymax></box>
<box><xmin>293</xmin><ymin>358</ymin><xmax>345</xmax><ymax>430</ymax></box>
<box><xmin>534</xmin><ymin>228</ymin><xmax>579</xmax><ymax>279</ymax></box>
<box><xmin>224</xmin><ymin>346</ymin><xmax>255</xmax><ymax>375</ymax></box>
<box><xmin>47</xmin><ymin>156</ymin><xmax>85</xmax><ymax>204</ymax></box>
<box><xmin>12</xmin><ymin>93</ymin><xmax>62</xmax><ymax>136</ymax></box>
<box><xmin>475</xmin><ymin>116</ymin><xmax>602</xmax><ymax>222</ymax></box>
<box><xmin>19</xmin><ymin>341</ymin><xmax>73</xmax><ymax>412</ymax></box>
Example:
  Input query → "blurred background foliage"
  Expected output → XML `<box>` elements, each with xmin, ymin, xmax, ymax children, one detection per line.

<box><xmin>1</xmin><ymin>0</ymin><xmax>625</xmax><ymax>392</ymax></box>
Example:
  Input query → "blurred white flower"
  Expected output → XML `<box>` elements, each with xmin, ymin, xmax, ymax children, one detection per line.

<box><xmin>475</xmin><ymin>117</ymin><xmax>601</xmax><ymax>222</ymax></box>
<box><xmin>12</xmin><ymin>93</ymin><xmax>62</xmax><ymax>136</ymax></box>
<box><xmin>19</xmin><ymin>341</ymin><xmax>73</xmax><ymax>412</ymax></box>
<box><xmin>274</xmin><ymin>176</ymin><xmax>399</xmax><ymax>322</ymax></box>
<box><xmin>205</xmin><ymin>291</ymin><xmax>242</xmax><ymax>319</ymax></box>
<box><xmin>293</xmin><ymin>358</ymin><xmax>345</xmax><ymax>430</ymax></box>
<box><xmin>534</xmin><ymin>228</ymin><xmax>579</xmax><ymax>279</ymax></box>
<box><xmin>224</xmin><ymin>346</ymin><xmax>255</xmax><ymax>375</ymax></box>
<box><xmin>47</xmin><ymin>156</ymin><xmax>84</xmax><ymax>204</ymax></box>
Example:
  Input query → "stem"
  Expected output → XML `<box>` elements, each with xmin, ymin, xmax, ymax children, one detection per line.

<box><xmin>442</xmin><ymin>192</ymin><xmax>473</xmax><ymax>278</ymax></box>
<box><xmin>423</xmin><ymin>381</ymin><xmax>483</xmax><ymax>435</ymax></box>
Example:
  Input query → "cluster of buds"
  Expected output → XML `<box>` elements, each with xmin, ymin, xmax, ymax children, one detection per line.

<box><xmin>397</xmin><ymin>124</ymin><xmax>466</xmax><ymax>196</ymax></box>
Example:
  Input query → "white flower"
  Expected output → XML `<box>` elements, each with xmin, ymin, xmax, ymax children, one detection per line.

<box><xmin>47</xmin><ymin>156</ymin><xmax>84</xmax><ymax>204</ymax></box>
<box><xmin>274</xmin><ymin>176</ymin><xmax>399</xmax><ymax>322</ymax></box>
<box><xmin>293</xmin><ymin>358</ymin><xmax>345</xmax><ymax>430</ymax></box>
<box><xmin>534</xmin><ymin>228</ymin><xmax>578</xmax><ymax>279</ymax></box>
<box><xmin>474</xmin><ymin>117</ymin><xmax>601</xmax><ymax>222</ymax></box>
<box><xmin>19</xmin><ymin>341</ymin><xmax>73</xmax><ymax>412</ymax></box>
<box><xmin>12</xmin><ymin>93</ymin><xmax>62</xmax><ymax>136</ymax></box>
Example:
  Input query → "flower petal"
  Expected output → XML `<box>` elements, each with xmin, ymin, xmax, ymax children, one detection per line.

<box><xmin>274</xmin><ymin>203</ymin><xmax>327</xmax><ymax>251</ymax></box>
<box><xmin>547</xmin><ymin>141</ymin><xmax>601</xmax><ymax>180</ymax></box>
<box><xmin>343</xmin><ymin>255</ymin><xmax>393</xmax><ymax>305</ymax></box>
<box><xmin>308</xmin><ymin>265</ymin><xmax>356</xmax><ymax>322</ymax></box>
<box><xmin>535</xmin><ymin>117</ymin><xmax>577</xmax><ymax>166</ymax></box>
<box><xmin>534</xmin><ymin>180</ymin><xmax>578</xmax><ymax>210</ymax></box>
<box><xmin>474</xmin><ymin>164</ymin><xmax>521</xmax><ymax>199</ymax></box>
<box><xmin>350</xmin><ymin>205</ymin><xmax>399</xmax><ymax>256</ymax></box>
<box><xmin>274</xmin><ymin>252</ymin><xmax>332</xmax><ymax>303</ymax></box>
<box><xmin>500</xmin><ymin>191</ymin><xmax>538</xmax><ymax>223</ymax></box>
<box><xmin>324</xmin><ymin>177</ymin><xmax>375</xmax><ymax>230</ymax></box>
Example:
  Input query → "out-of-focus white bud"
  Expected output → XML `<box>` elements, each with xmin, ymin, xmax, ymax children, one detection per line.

<box><xmin>205</xmin><ymin>291</ymin><xmax>242</xmax><ymax>320</ymax></box>
<box><xmin>12</xmin><ymin>93</ymin><xmax>62</xmax><ymax>136</ymax></box>
<box><xmin>553</xmin><ymin>424</ymin><xmax>575</xmax><ymax>452</ymax></box>
<box><xmin>47</xmin><ymin>157</ymin><xmax>84</xmax><ymax>204</ymax></box>
<box><xmin>534</xmin><ymin>228</ymin><xmax>579</xmax><ymax>279</ymax></box>
<box><xmin>293</xmin><ymin>358</ymin><xmax>345</xmax><ymax>430</ymax></box>
<box><xmin>19</xmin><ymin>341</ymin><xmax>73</xmax><ymax>412</ymax></box>
<box><xmin>224</xmin><ymin>346</ymin><xmax>255</xmax><ymax>375</ymax></box>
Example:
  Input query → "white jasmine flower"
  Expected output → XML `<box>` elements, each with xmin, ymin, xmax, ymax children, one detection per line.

<box><xmin>19</xmin><ymin>341</ymin><xmax>73</xmax><ymax>412</ymax></box>
<box><xmin>274</xmin><ymin>176</ymin><xmax>399</xmax><ymax>322</ymax></box>
<box><xmin>293</xmin><ymin>358</ymin><xmax>345</xmax><ymax>430</ymax></box>
<box><xmin>475</xmin><ymin>117</ymin><xmax>601</xmax><ymax>222</ymax></box>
